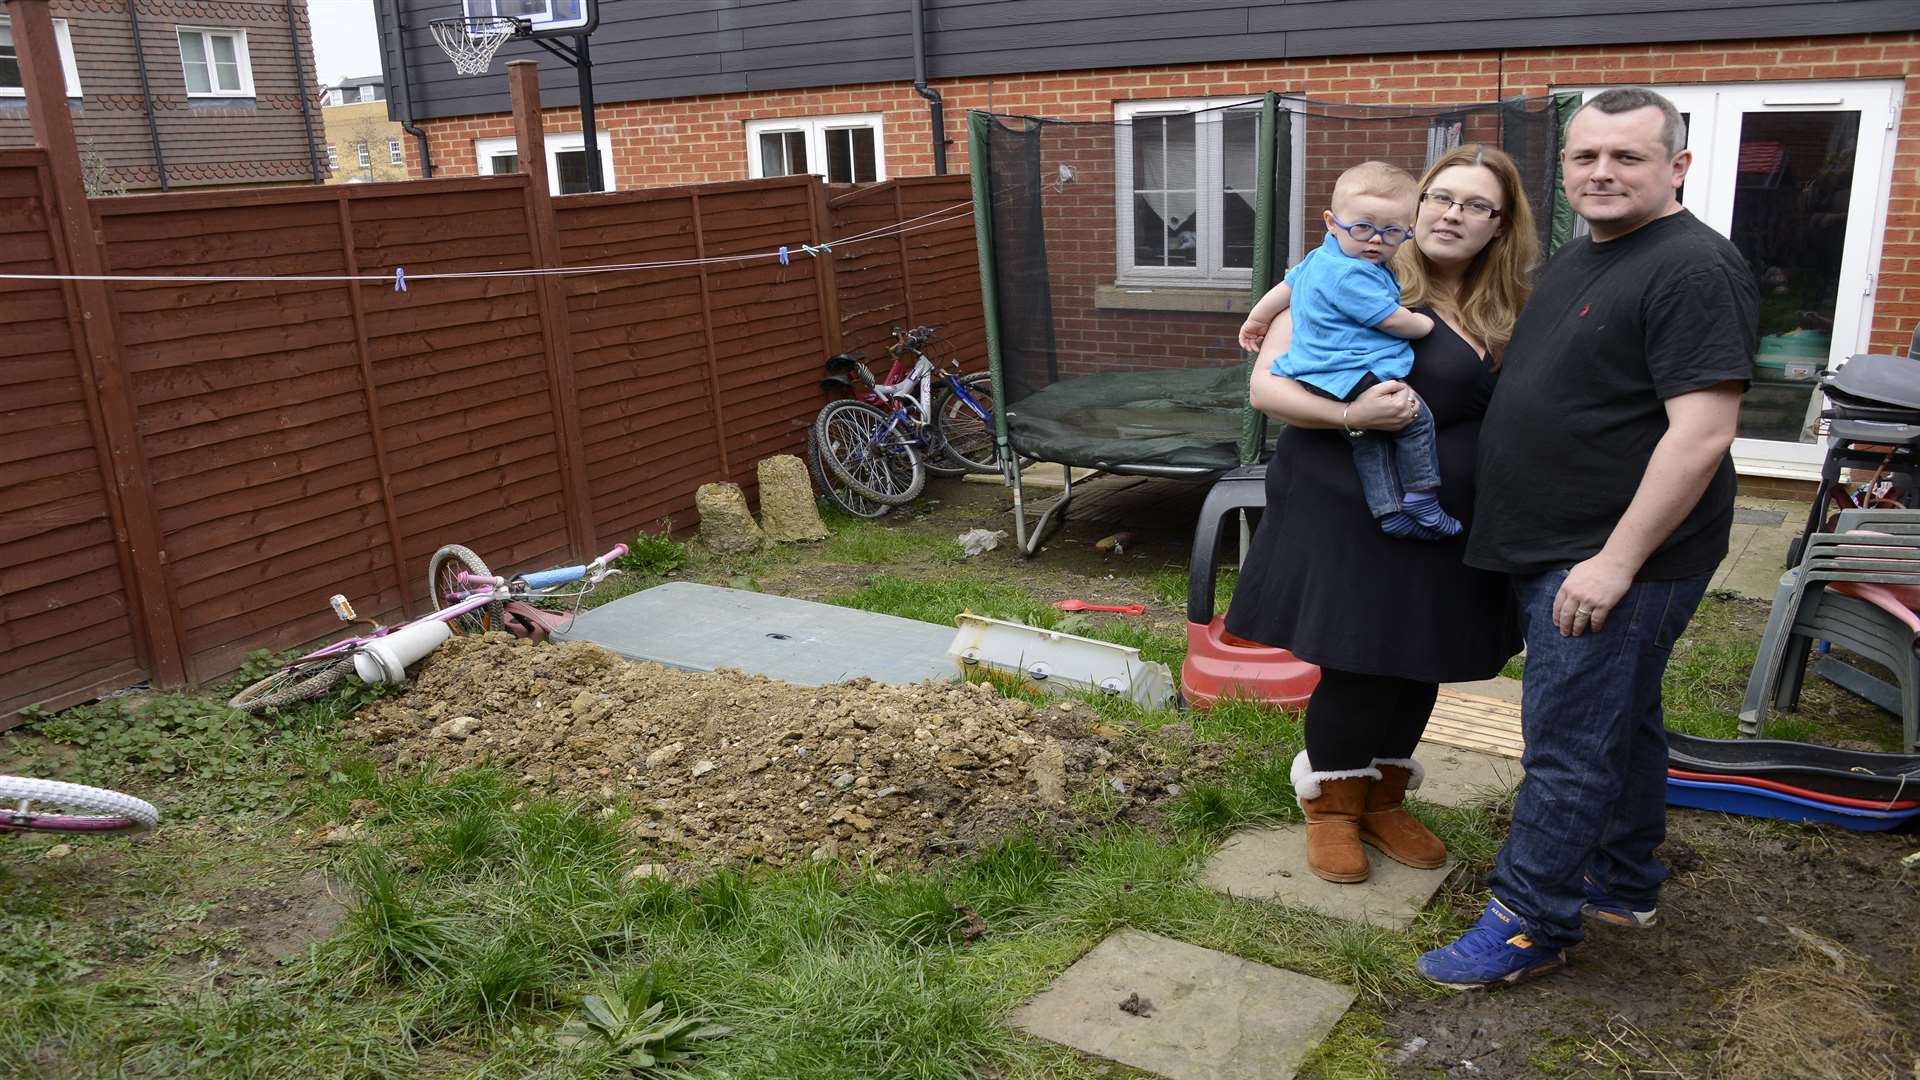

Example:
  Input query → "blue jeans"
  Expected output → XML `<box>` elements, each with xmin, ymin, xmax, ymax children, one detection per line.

<box><xmin>1350</xmin><ymin>392</ymin><xmax>1440</xmax><ymax>518</ymax></box>
<box><xmin>1487</xmin><ymin>569</ymin><xmax>1710</xmax><ymax>949</ymax></box>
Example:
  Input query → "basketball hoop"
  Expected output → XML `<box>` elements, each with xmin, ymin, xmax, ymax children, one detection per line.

<box><xmin>430</xmin><ymin>15</ymin><xmax>527</xmax><ymax>76</ymax></box>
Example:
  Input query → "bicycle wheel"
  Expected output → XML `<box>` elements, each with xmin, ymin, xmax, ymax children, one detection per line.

<box><xmin>228</xmin><ymin>655</ymin><xmax>354</xmax><ymax>713</ymax></box>
<box><xmin>0</xmin><ymin>775</ymin><xmax>160</xmax><ymax>833</ymax></box>
<box><xmin>814</xmin><ymin>399</ymin><xmax>925</xmax><ymax>506</ymax></box>
<box><xmin>806</xmin><ymin>426</ymin><xmax>889</xmax><ymax>519</ymax></box>
<box><xmin>428</xmin><ymin>544</ymin><xmax>504</xmax><ymax>635</ymax></box>
<box><xmin>932</xmin><ymin>372</ymin><xmax>1004</xmax><ymax>475</ymax></box>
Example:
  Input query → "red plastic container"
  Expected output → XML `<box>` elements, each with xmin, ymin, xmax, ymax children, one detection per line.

<box><xmin>1180</xmin><ymin>616</ymin><xmax>1320</xmax><ymax>709</ymax></box>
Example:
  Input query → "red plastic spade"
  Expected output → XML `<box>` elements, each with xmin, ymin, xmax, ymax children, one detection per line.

<box><xmin>1052</xmin><ymin>599</ymin><xmax>1146</xmax><ymax>616</ymax></box>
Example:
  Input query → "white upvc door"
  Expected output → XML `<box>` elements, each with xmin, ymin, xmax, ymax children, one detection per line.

<box><xmin>1568</xmin><ymin>81</ymin><xmax>1901</xmax><ymax>480</ymax></box>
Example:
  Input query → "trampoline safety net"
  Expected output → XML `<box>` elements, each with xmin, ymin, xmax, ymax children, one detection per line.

<box><xmin>970</xmin><ymin>95</ymin><xmax>1561</xmax><ymax>474</ymax></box>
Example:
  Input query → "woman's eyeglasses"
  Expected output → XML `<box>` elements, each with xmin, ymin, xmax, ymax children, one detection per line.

<box><xmin>1419</xmin><ymin>192</ymin><xmax>1502</xmax><ymax>220</ymax></box>
<box><xmin>1327</xmin><ymin>213</ymin><xmax>1412</xmax><ymax>245</ymax></box>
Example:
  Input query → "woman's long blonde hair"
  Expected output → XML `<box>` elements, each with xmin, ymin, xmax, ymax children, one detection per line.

<box><xmin>1394</xmin><ymin>144</ymin><xmax>1538</xmax><ymax>367</ymax></box>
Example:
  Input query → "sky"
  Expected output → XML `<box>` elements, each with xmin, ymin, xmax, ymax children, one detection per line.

<box><xmin>306</xmin><ymin>0</ymin><xmax>385</xmax><ymax>87</ymax></box>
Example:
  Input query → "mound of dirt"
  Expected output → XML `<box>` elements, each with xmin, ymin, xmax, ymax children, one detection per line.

<box><xmin>357</xmin><ymin>635</ymin><xmax>1203</xmax><ymax>869</ymax></box>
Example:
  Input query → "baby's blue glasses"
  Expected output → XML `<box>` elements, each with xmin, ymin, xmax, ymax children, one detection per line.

<box><xmin>1328</xmin><ymin>213</ymin><xmax>1412</xmax><ymax>245</ymax></box>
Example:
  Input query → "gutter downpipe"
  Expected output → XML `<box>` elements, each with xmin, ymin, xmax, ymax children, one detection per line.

<box><xmin>909</xmin><ymin>0</ymin><xmax>946</xmax><ymax>174</ymax></box>
<box><xmin>379</xmin><ymin>0</ymin><xmax>434</xmax><ymax>176</ymax></box>
<box><xmin>285</xmin><ymin>0</ymin><xmax>324</xmax><ymax>182</ymax></box>
<box><xmin>127</xmin><ymin>0</ymin><xmax>168</xmax><ymax>190</ymax></box>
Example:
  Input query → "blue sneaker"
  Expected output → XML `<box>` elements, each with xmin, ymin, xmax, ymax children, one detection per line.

<box><xmin>1418</xmin><ymin>897</ymin><xmax>1566</xmax><ymax>989</ymax></box>
<box><xmin>1581</xmin><ymin>875</ymin><xmax>1658</xmax><ymax>928</ymax></box>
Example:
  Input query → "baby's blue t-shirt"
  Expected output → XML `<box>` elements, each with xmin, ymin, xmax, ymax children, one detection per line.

<box><xmin>1270</xmin><ymin>231</ymin><xmax>1414</xmax><ymax>399</ymax></box>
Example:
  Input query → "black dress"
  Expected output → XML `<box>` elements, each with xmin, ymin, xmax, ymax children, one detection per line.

<box><xmin>1224</xmin><ymin>312</ymin><xmax>1522</xmax><ymax>684</ymax></box>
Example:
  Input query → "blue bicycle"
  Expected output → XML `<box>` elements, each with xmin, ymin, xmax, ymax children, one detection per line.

<box><xmin>814</xmin><ymin>325</ymin><xmax>1001</xmax><ymax>507</ymax></box>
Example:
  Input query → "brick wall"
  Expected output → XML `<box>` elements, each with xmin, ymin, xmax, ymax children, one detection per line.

<box><xmin>416</xmin><ymin>31</ymin><xmax>1920</xmax><ymax>357</ymax></box>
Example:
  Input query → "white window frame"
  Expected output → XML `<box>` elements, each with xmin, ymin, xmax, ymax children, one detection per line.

<box><xmin>744</xmin><ymin>114</ymin><xmax>887</xmax><ymax>184</ymax></box>
<box><xmin>388</xmin><ymin>138</ymin><xmax>404</xmax><ymax>166</ymax></box>
<box><xmin>1561</xmin><ymin>80</ymin><xmax>1902</xmax><ymax>480</ymax></box>
<box><xmin>356</xmin><ymin>142</ymin><xmax>371</xmax><ymax>168</ymax></box>
<box><xmin>0</xmin><ymin>16</ymin><xmax>83</xmax><ymax>98</ymax></box>
<box><xmin>176</xmin><ymin>27</ymin><xmax>254</xmax><ymax>98</ymax></box>
<box><xmin>358</xmin><ymin>84</ymin><xmax>375</xmax><ymax>103</ymax></box>
<box><xmin>474</xmin><ymin>132</ymin><xmax>616</xmax><ymax>195</ymax></box>
<box><xmin>326</xmin><ymin>144</ymin><xmax>338</xmax><ymax>169</ymax></box>
<box><xmin>1113</xmin><ymin>97</ymin><xmax>1306</xmax><ymax>289</ymax></box>
<box><xmin>327</xmin><ymin>87</ymin><xmax>344</xmax><ymax>106</ymax></box>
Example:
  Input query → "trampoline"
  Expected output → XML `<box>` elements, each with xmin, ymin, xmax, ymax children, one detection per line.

<box><xmin>967</xmin><ymin>92</ymin><xmax>1567</xmax><ymax>555</ymax></box>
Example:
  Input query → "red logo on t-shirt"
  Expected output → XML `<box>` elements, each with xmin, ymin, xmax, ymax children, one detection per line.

<box><xmin>1579</xmin><ymin>303</ymin><xmax>1592</xmax><ymax>318</ymax></box>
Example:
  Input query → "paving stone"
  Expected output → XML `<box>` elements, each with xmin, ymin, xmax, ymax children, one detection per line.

<box><xmin>1441</xmin><ymin>675</ymin><xmax>1523</xmax><ymax>704</ymax></box>
<box><xmin>1011</xmin><ymin>928</ymin><xmax>1354</xmax><ymax>1080</ymax></box>
<box><xmin>1201</xmin><ymin>825</ymin><xmax>1454</xmax><ymax>929</ymax></box>
<box><xmin>1412</xmin><ymin>740</ymin><xmax>1523</xmax><ymax>808</ymax></box>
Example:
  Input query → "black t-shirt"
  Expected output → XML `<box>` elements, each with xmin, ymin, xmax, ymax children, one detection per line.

<box><xmin>1466</xmin><ymin>210</ymin><xmax>1758</xmax><ymax>580</ymax></box>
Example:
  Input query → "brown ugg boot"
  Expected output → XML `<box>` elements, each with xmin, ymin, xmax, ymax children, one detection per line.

<box><xmin>1292</xmin><ymin>750</ymin><xmax>1379</xmax><ymax>883</ymax></box>
<box><xmin>1360</xmin><ymin>759</ymin><xmax>1448</xmax><ymax>869</ymax></box>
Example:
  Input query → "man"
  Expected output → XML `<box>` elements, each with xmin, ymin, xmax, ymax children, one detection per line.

<box><xmin>1417</xmin><ymin>87</ymin><xmax>1758</xmax><ymax>988</ymax></box>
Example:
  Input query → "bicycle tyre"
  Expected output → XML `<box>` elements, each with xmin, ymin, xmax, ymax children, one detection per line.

<box><xmin>931</xmin><ymin>372</ymin><xmax>1004</xmax><ymax>475</ymax></box>
<box><xmin>228</xmin><ymin>655</ymin><xmax>354</xmax><ymax>713</ymax></box>
<box><xmin>806</xmin><ymin>426</ymin><xmax>889</xmax><ymax>519</ymax></box>
<box><xmin>814</xmin><ymin>399</ymin><xmax>925</xmax><ymax>506</ymax></box>
<box><xmin>428</xmin><ymin>544</ymin><xmax>505</xmax><ymax>635</ymax></box>
<box><xmin>0</xmin><ymin>775</ymin><xmax>160</xmax><ymax>833</ymax></box>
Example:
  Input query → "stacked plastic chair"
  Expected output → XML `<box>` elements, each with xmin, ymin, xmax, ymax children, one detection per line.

<box><xmin>1741</xmin><ymin>506</ymin><xmax>1920</xmax><ymax>752</ymax></box>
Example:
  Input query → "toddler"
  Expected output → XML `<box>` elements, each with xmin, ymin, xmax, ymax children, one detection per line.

<box><xmin>1239</xmin><ymin>161</ymin><xmax>1460</xmax><ymax>540</ymax></box>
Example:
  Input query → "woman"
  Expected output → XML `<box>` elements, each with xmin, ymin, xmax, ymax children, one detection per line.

<box><xmin>1225</xmin><ymin>145</ymin><xmax>1538</xmax><ymax>883</ymax></box>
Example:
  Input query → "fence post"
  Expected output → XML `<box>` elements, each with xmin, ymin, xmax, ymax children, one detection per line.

<box><xmin>809</xmin><ymin>177</ymin><xmax>845</xmax><ymax>356</ymax></box>
<box><xmin>508</xmin><ymin>60</ymin><xmax>599</xmax><ymax>557</ymax></box>
<box><xmin>335</xmin><ymin>193</ymin><xmax>417</xmax><ymax>617</ymax></box>
<box><xmin>891</xmin><ymin>182</ymin><xmax>918</xmax><ymax>330</ymax></box>
<box><xmin>688</xmin><ymin>191</ymin><xmax>733</xmax><ymax>481</ymax></box>
<box><xmin>13</xmin><ymin>0</ymin><xmax>188</xmax><ymax>686</ymax></box>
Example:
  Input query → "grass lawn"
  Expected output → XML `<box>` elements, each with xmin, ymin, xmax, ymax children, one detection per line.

<box><xmin>3</xmin><ymin>485</ymin><xmax>1907</xmax><ymax>1079</ymax></box>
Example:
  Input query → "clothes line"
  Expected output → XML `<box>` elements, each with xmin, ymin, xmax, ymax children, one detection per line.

<box><xmin>0</xmin><ymin>201</ymin><xmax>976</xmax><ymax>288</ymax></box>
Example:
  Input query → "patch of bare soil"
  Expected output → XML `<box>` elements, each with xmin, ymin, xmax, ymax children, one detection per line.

<box><xmin>358</xmin><ymin>634</ymin><xmax>1211</xmax><ymax>868</ymax></box>
<box><xmin>201</xmin><ymin>869</ymin><xmax>347</xmax><ymax>966</ymax></box>
<box><xmin>1384</xmin><ymin>812</ymin><xmax>1920</xmax><ymax>1078</ymax></box>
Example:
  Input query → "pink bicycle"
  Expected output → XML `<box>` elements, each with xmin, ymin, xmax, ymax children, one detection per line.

<box><xmin>1</xmin><ymin>775</ymin><xmax>159</xmax><ymax>834</ymax></box>
<box><xmin>227</xmin><ymin>542</ymin><xmax>627</xmax><ymax>713</ymax></box>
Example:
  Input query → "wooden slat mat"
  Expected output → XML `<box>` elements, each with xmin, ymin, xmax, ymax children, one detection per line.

<box><xmin>1426</xmin><ymin>688</ymin><xmax>1526</xmax><ymax>759</ymax></box>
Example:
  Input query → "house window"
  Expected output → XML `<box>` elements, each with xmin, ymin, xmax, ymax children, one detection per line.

<box><xmin>1113</xmin><ymin>98</ymin><xmax>1300</xmax><ymax>288</ymax></box>
<box><xmin>358</xmin><ymin>84</ymin><xmax>375</xmax><ymax>103</ymax></box>
<box><xmin>356</xmin><ymin>142</ymin><xmax>370</xmax><ymax>168</ymax></box>
<box><xmin>327</xmin><ymin>87</ymin><xmax>344</xmax><ymax>106</ymax></box>
<box><xmin>326</xmin><ymin>144</ymin><xmax>338</xmax><ymax>169</ymax></box>
<box><xmin>388</xmin><ymin>139</ymin><xmax>403</xmax><ymax>166</ymax></box>
<box><xmin>0</xmin><ymin>16</ymin><xmax>84</xmax><ymax>98</ymax></box>
<box><xmin>177</xmin><ymin>28</ymin><xmax>253</xmax><ymax>97</ymax></box>
<box><xmin>745</xmin><ymin>115</ymin><xmax>885</xmax><ymax>184</ymax></box>
<box><xmin>475</xmin><ymin>133</ymin><xmax>613</xmax><ymax>195</ymax></box>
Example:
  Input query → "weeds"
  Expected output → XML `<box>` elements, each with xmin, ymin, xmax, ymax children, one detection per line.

<box><xmin>614</xmin><ymin>526</ymin><xmax>688</xmax><ymax>577</ymax></box>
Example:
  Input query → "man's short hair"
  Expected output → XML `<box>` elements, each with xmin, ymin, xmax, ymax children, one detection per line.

<box><xmin>1571</xmin><ymin>88</ymin><xmax>1687</xmax><ymax>158</ymax></box>
<box><xmin>1332</xmin><ymin>160</ymin><xmax>1418</xmax><ymax>207</ymax></box>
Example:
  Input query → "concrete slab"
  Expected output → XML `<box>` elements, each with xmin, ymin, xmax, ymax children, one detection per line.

<box><xmin>1441</xmin><ymin>675</ymin><xmax>1523</xmax><ymax>705</ymax></box>
<box><xmin>1712</xmin><ymin>495</ymin><xmax>1811</xmax><ymax>599</ymax></box>
<box><xmin>556</xmin><ymin>582</ymin><xmax>956</xmax><ymax>687</ymax></box>
<box><xmin>1412</xmin><ymin>740</ymin><xmax>1523</xmax><ymax>807</ymax></box>
<box><xmin>1011</xmin><ymin>928</ymin><xmax>1354</xmax><ymax>1080</ymax></box>
<box><xmin>1200</xmin><ymin>825</ymin><xmax>1454</xmax><ymax>929</ymax></box>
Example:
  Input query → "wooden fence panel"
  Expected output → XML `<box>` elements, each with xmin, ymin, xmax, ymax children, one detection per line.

<box><xmin>353</xmin><ymin>181</ymin><xmax>574</xmax><ymax>595</ymax></box>
<box><xmin>99</xmin><ymin>195</ymin><xmax>398</xmax><ymax>681</ymax></box>
<box><xmin>0</xmin><ymin>152</ymin><xmax>146</xmax><ymax>714</ymax></box>
<box><xmin>828</xmin><ymin>176</ymin><xmax>985</xmax><ymax>372</ymax></box>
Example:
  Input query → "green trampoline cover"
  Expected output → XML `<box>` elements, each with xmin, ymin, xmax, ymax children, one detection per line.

<box><xmin>1005</xmin><ymin>366</ymin><xmax>1251</xmax><ymax>472</ymax></box>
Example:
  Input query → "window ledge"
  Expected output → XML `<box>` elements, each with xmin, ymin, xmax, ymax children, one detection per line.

<box><xmin>1095</xmin><ymin>283</ymin><xmax>1249</xmax><ymax>314</ymax></box>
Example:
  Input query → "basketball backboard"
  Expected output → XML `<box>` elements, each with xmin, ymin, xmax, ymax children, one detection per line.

<box><xmin>461</xmin><ymin>0</ymin><xmax>594</xmax><ymax>37</ymax></box>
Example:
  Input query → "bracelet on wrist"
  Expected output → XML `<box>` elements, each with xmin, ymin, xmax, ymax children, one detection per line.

<box><xmin>1341</xmin><ymin>404</ymin><xmax>1364</xmax><ymax>438</ymax></box>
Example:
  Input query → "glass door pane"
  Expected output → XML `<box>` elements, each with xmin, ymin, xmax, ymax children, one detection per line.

<box><xmin>1722</xmin><ymin>109</ymin><xmax>1861</xmax><ymax>444</ymax></box>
